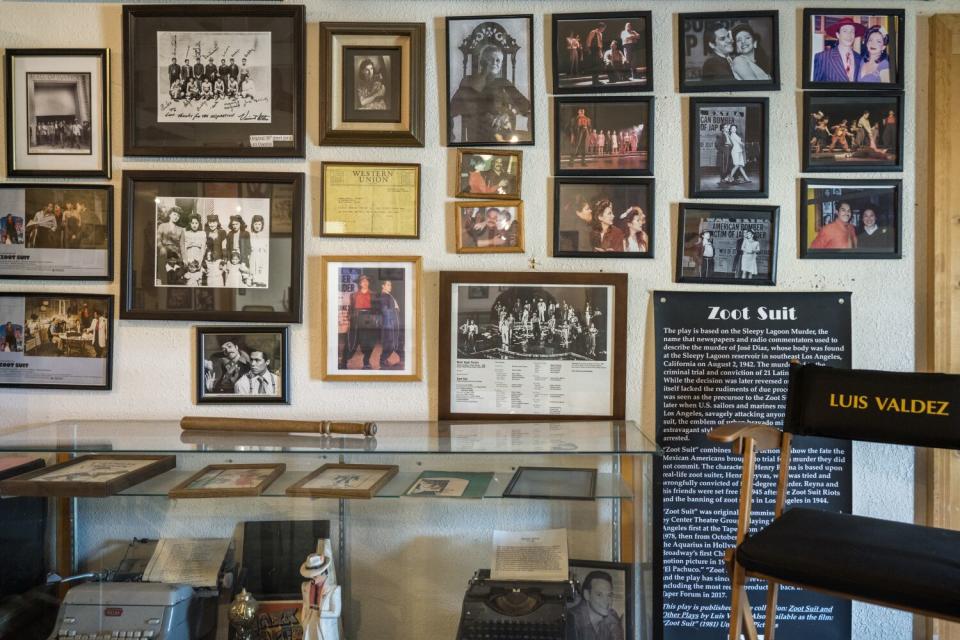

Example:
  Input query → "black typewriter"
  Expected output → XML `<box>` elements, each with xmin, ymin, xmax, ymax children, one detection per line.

<box><xmin>455</xmin><ymin>570</ymin><xmax>573</xmax><ymax>640</ymax></box>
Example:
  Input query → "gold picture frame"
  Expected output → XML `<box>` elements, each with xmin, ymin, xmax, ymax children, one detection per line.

<box><xmin>454</xmin><ymin>149</ymin><xmax>522</xmax><ymax>200</ymax></box>
<box><xmin>455</xmin><ymin>201</ymin><xmax>525</xmax><ymax>254</ymax></box>
<box><xmin>286</xmin><ymin>463</ymin><xmax>399</xmax><ymax>499</ymax></box>
<box><xmin>320</xmin><ymin>162</ymin><xmax>420</xmax><ymax>238</ymax></box>
<box><xmin>168</xmin><ymin>463</ymin><xmax>286</xmax><ymax>499</ymax></box>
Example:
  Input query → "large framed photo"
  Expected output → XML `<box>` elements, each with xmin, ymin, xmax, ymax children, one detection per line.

<box><xmin>0</xmin><ymin>293</ymin><xmax>113</xmax><ymax>390</ymax></box>
<box><xmin>676</xmin><ymin>203</ymin><xmax>779</xmax><ymax>286</ymax></box>
<box><xmin>554</xmin><ymin>96</ymin><xmax>653</xmax><ymax>177</ymax></box>
<box><xmin>319</xmin><ymin>22</ymin><xmax>425</xmax><ymax>147</ymax></box>
<box><xmin>455</xmin><ymin>202</ymin><xmax>524</xmax><ymax>254</ymax></box>
<box><xmin>320</xmin><ymin>163</ymin><xmax>420</xmax><ymax>238</ymax></box>
<box><xmin>551</xmin><ymin>11</ymin><xmax>653</xmax><ymax>94</ymax></box>
<box><xmin>286</xmin><ymin>463</ymin><xmax>399</xmax><ymax>499</ymax></box>
<box><xmin>196</xmin><ymin>326</ymin><xmax>289</xmax><ymax>403</ymax></box>
<box><xmin>503</xmin><ymin>467</ymin><xmax>597</xmax><ymax>500</ymax></box>
<box><xmin>689</xmin><ymin>98</ymin><xmax>768</xmax><ymax>199</ymax></box>
<box><xmin>553</xmin><ymin>178</ymin><xmax>654</xmax><ymax>258</ymax></box>
<box><xmin>455</xmin><ymin>149</ymin><xmax>522</xmax><ymax>199</ymax></box>
<box><xmin>800</xmin><ymin>178</ymin><xmax>901</xmax><ymax>259</ymax></box>
<box><xmin>121</xmin><ymin>171</ymin><xmax>304</xmax><ymax>322</ymax></box>
<box><xmin>803</xmin><ymin>91</ymin><xmax>903</xmax><ymax>172</ymax></box>
<box><xmin>168</xmin><ymin>463</ymin><xmax>285</xmax><ymax>498</ymax></box>
<box><xmin>122</xmin><ymin>4</ymin><xmax>305</xmax><ymax>157</ymax></box>
<box><xmin>0</xmin><ymin>454</ymin><xmax>175</xmax><ymax>498</ymax></box>
<box><xmin>321</xmin><ymin>256</ymin><xmax>422</xmax><ymax>381</ymax></box>
<box><xmin>0</xmin><ymin>184</ymin><xmax>112</xmax><ymax>280</ymax></box>
<box><xmin>567</xmin><ymin>560</ymin><xmax>634</xmax><ymax>640</ymax></box>
<box><xmin>678</xmin><ymin>12</ymin><xmax>780</xmax><ymax>92</ymax></box>
<box><xmin>439</xmin><ymin>271</ymin><xmax>627</xmax><ymax>420</ymax></box>
<box><xmin>446</xmin><ymin>14</ymin><xmax>534</xmax><ymax>146</ymax></box>
<box><xmin>802</xmin><ymin>9</ymin><xmax>904</xmax><ymax>90</ymax></box>
<box><xmin>4</xmin><ymin>49</ymin><xmax>110</xmax><ymax>177</ymax></box>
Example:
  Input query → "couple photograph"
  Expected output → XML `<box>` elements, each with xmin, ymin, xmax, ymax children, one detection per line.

<box><xmin>804</xmin><ymin>11</ymin><xmax>903</xmax><ymax>88</ymax></box>
<box><xmin>690</xmin><ymin>99</ymin><xmax>768</xmax><ymax>198</ymax></box>
<box><xmin>679</xmin><ymin>12</ymin><xmax>779</xmax><ymax>92</ymax></box>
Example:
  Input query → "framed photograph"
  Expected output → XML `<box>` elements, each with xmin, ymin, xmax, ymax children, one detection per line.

<box><xmin>0</xmin><ymin>454</ymin><xmax>176</xmax><ymax>498</ymax></box>
<box><xmin>689</xmin><ymin>98</ymin><xmax>768</xmax><ymax>199</ymax></box>
<box><xmin>439</xmin><ymin>271</ymin><xmax>627</xmax><ymax>420</ymax></box>
<box><xmin>802</xmin><ymin>9</ymin><xmax>904</xmax><ymax>90</ymax></box>
<box><xmin>446</xmin><ymin>14</ymin><xmax>535</xmax><ymax>146</ymax></box>
<box><xmin>553</xmin><ymin>178</ymin><xmax>654</xmax><ymax>258</ymax></box>
<box><xmin>168</xmin><ymin>463</ymin><xmax>285</xmax><ymax>498</ymax></box>
<box><xmin>567</xmin><ymin>560</ymin><xmax>634</xmax><ymax>640</ymax></box>
<box><xmin>404</xmin><ymin>470</ymin><xmax>494</xmax><ymax>499</ymax></box>
<box><xmin>503</xmin><ymin>467</ymin><xmax>596</xmax><ymax>500</ymax></box>
<box><xmin>800</xmin><ymin>178</ymin><xmax>901</xmax><ymax>259</ymax></box>
<box><xmin>286</xmin><ymin>463</ymin><xmax>399</xmax><ymax>499</ymax></box>
<box><xmin>0</xmin><ymin>184</ymin><xmax>113</xmax><ymax>280</ymax></box>
<box><xmin>196</xmin><ymin>326</ymin><xmax>289</xmax><ymax>403</ymax></box>
<box><xmin>321</xmin><ymin>256</ymin><xmax>422</xmax><ymax>381</ymax></box>
<box><xmin>551</xmin><ymin>11</ymin><xmax>653</xmax><ymax>94</ymax></box>
<box><xmin>319</xmin><ymin>22</ymin><xmax>425</xmax><ymax>147</ymax></box>
<box><xmin>120</xmin><ymin>171</ymin><xmax>304</xmax><ymax>322</ymax></box>
<box><xmin>122</xmin><ymin>4</ymin><xmax>305</xmax><ymax>157</ymax></box>
<box><xmin>0</xmin><ymin>293</ymin><xmax>113</xmax><ymax>390</ymax></box>
<box><xmin>320</xmin><ymin>163</ymin><xmax>420</xmax><ymax>238</ymax></box>
<box><xmin>676</xmin><ymin>203</ymin><xmax>779</xmax><ymax>286</ymax></box>
<box><xmin>803</xmin><ymin>92</ymin><xmax>903</xmax><ymax>172</ymax></box>
<box><xmin>455</xmin><ymin>149</ymin><xmax>522</xmax><ymax>199</ymax></box>
<box><xmin>4</xmin><ymin>49</ymin><xmax>110</xmax><ymax>177</ymax></box>
<box><xmin>455</xmin><ymin>202</ymin><xmax>524</xmax><ymax>254</ymax></box>
<box><xmin>678</xmin><ymin>12</ymin><xmax>780</xmax><ymax>92</ymax></box>
<box><xmin>554</xmin><ymin>96</ymin><xmax>653</xmax><ymax>177</ymax></box>
<box><xmin>255</xmin><ymin>600</ymin><xmax>304</xmax><ymax>640</ymax></box>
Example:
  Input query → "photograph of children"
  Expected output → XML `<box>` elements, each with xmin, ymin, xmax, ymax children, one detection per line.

<box><xmin>1</xmin><ymin>321</ymin><xmax>23</xmax><ymax>353</ymax></box>
<box><xmin>22</xmin><ymin>187</ymin><xmax>109</xmax><ymax>250</ymax></box>
<box><xmin>23</xmin><ymin>297</ymin><xmax>110</xmax><ymax>358</ymax></box>
<box><xmin>689</xmin><ymin>98</ymin><xmax>768</xmax><ymax>198</ymax></box>
<box><xmin>154</xmin><ymin>196</ymin><xmax>270</xmax><ymax>289</ymax></box>
<box><xmin>25</xmin><ymin>72</ymin><xmax>92</xmax><ymax>155</ymax></box>
<box><xmin>446</xmin><ymin>15</ymin><xmax>534</xmax><ymax>146</ymax></box>
<box><xmin>455</xmin><ymin>202</ymin><xmax>524</xmax><ymax>253</ymax></box>
<box><xmin>678</xmin><ymin>12</ymin><xmax>779</xmax><ymax>92</ymax></box>
<box><xmin>554</xmin><ymin>178</ymin><xmax>653</xmax><ymax>258</ymax></box>
<box><xmin>803</xmin><ymin>10</ymin><xmax>903</xmax><ymax>89</ymax></box>
<box><xmin>456</xmin><ymin>150</ymin><xmax>522</xmax><ymax>199</ymax></box>
<box><xmin>342</xmin><ymin>47</ymin><xmax>401</xmax><ymax>123</ymax></box>
<box><xmin>566</xmin><ymin>561</ymin><xmax>633</xmax><ymax>640</ymax></box>
<box><xmin>552</xmin><ymin>12</ymin><xmax>652</xmax><ymax>93</ymax></box>
<box><xmin>800</xmin><ymin>179</ymin><xmax>901</xmax><ymax>259</ymax></box>
<box><xmin>197</xmin><ymin>327</ymin><xmax>288</xmax><ymax>403</ymax></box>
<box><xmin>0</xmin><ymin>215</ymin><xmax>24</xmax><ymax>246</ymax></box>
<box><xmin>555</xmin><ymin>97</ymin><xmax>652</xmax><ymax>176</ymax></box>
<box><xmin>803</xmin><ymin>92</ymin><xmax>902</xmax><ymax>172</ymax></box>
<box><xmin>676</xmin><ymin>204</ymin><xmax>779</xmax><ymax>285</ymax></box>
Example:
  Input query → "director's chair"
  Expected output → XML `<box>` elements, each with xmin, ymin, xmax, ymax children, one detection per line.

<box><xmin>708</xmin><ymin>362</ymin><xmax>960</xmax><ymax>640</ymax></box>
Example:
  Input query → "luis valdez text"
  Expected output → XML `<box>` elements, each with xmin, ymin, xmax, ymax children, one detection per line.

<box><xmin>829</xmin><ymin>393</ymin><xmax>951</xmax><ymax>417</ymax></box>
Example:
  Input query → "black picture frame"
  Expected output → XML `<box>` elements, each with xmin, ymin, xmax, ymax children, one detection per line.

<box><xmin>554</xmin><ymin>96</ymin><xmax>654</xmax><ymax>177</ymax></box>
<box><xmin>120</xmin><ymin>170</ymin><xmax>304</xmax><ymax>323</ymax></box>
<box><xmin>801</xmin><ymin>9</ymin><xmax>905</xmax><ymax>91</ymax></box>
<box><xmin>675</xmin><ymin>203</ymin><xmax>779</xmax><ymax>286</ymax></box>
<box><xmin>799</xmin><ymin>178</ymin><xmax>902</xmax><ymax>259</ymax></box>
<box><xmin>568</xmin><ymin>559</ymin><xmax>635</xmax><ymax>640</ymax></box>
<box><xmin>677</xmin><ymin>11</ymin><xmax>780</xmax><ymax>93</ymax></box>
<box><xmin>4</xmin><ymin>49</ymin><xmax>111</xmax><ymax>178</ymax></box>
<box><xmin>122</xmin><ymin>4</ymin><xmax>306</xmax><ymax>158</ymax></box>
<box><xmin>553</xmin><ymin>177</ymin><xmax>655</xmax><ymax>259</ymax></box>
<box><xmin>503</xmin><ymin>466</ymin><xmax>597</xmax><ymax>500</ymax></box>
<box><xmin>445</xmin><ymin>14</ymin><xmax>535</xmax><ymax>147</ymax></box>
<box><xmin>802</xmin><ymin>91</ymin><xmax>903</xmax><ymax>173</ymax></box>
<box><xmin>688</xmin><ymin>97</ymin><xmax>769</xmax><ymax>199</ymax></box>
<box><xmin>196</xmin><ymin>325</ymin><xmax>290</xmax><ymax>404</ymax></box>
<box><xmin>551</xmin><ymin>11</ymin><xmax>654</xmax><ymax>94</ymax></box>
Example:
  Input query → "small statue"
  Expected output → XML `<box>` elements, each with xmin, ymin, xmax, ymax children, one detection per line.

<box><xmin>299</xmin><ymin>552</ymin><xmax>333</xmax><ymax>640</ymax></box>
<box><xmin>228</xmin><ymin>588</ymin><xmax>259</xmax><ymax>640</ymax></box>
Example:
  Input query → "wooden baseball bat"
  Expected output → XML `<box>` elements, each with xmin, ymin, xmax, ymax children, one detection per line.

<box><xmin>180</xmin><ymin>416</ymin><xmax>377</xmax><ymax>437</ymax></box>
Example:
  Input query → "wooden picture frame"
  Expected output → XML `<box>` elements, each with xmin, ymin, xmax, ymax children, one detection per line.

<box><xmin>503</xmin><ymin>466</ymin><xmax>597</xmax><ymax>500</ymax></box>
<box><xmin>568</xmin><ymin>559</ymin><xmax>635</xmax><ymax>640</ymax></box>
<box><xmin>799</xmin><ymin>178</ymin><xmax>902</xmax><ymax>259</ymax></box>
<box><xmin>455</xmin><ymin>149</ymin><xmax>522</xmax><ymax>200</ymax></box>
<box><xmin>285</xmin><ymin>463</ymin><xmax>398</xmax><ymax>499</ymax></box>
<box><xmin>320</xmin><ymin>162</ymin><xmax>420</xmax><ymax>239</ymax></box>
<box><xmin>168</xmin><ymin>463</ymin><xmax>285</xmax><ymax>498</ymax></box>
<box><xmin>688</xmin><ymin>97</ymin><xmax>769</xmax><ymax>199</ymax></box>
<box><xmin>552</xmin><ymin>177</ymin><xmax>654</xmax><ymax>258</ymax></box>
<box><xmin>802</xmin><ymin>91</ymin><xmax>903</xmax><ymax>173</ymax></box>
<box><xmin>196</xmin><ymin>326</ymin><xmax>290</xmax><ymax>403</ymax></box>
<box><xmin>554</xmin><ymin>96</ymin><xmax>654</xmax><ymax>177</ymax></box>
<box><xmin>455</xmin><ymin>201</ymin><xmax>525</xmax><ymax>254</ymax></box>
<box><xmin>677</xmin><ymin>11</ymin><xmax>780</xmax><ymax>93</ymax></box>
<box><xmin>0</xmin><ymin>454</ymin><xmax>175</xmax><ymax>498</ymax></box>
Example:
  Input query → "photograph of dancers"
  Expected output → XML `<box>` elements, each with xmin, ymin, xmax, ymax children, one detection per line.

<box><xmin>689</xmin><ymin>98</ymin><xmax>768</xmax><ymax>198</ymax></box>
<box><xmin>555</xmin><ymin>96</ymin><xmax>653</xmax><ymax>176</ymax></box>
<box><xmin>552</xmin><ymin>11</ymin><xmax>652</xmax><ymax>93</ymax></box>
<box><xmin>803</xmin><ymin>92</ymin><xmax>902</xmax><ymax>172</ymax></box>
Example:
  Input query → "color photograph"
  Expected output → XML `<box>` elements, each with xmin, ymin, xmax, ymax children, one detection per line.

<box><xmin>800</xmin><ymin>179</ymin><xmax>901</xmax><ymax>259</ymax></box>
<box><xmin>455</xmin><ymin>202</ymin><xmax>524</xmax><ymax>253</ymax></box>
<box><xmin>554</xmin><ymin>178</ymin><xmax>653</xmax><ymax>258</ymax></box>
<box><xmin>803</xmin><ymin>92</ymin><xmax>902</xmax><ymax>172</ymax></box>
<box><xmin>803</xmin><ymin>10</ymin><xmax>904</xmax><ymax>89</ymax></box>
<box><xmin>555</xmin><ymin>97</ymin><xmax>652</xmax><ymax>176</ymax></box>
<box><xmin>552</xmin><ymin>11</ymin><xmax>652</xmax><ymax>93</ymax></box>
<box><xmin>456</xmin><ymin>149</ymin><xmax>521</xmax><ymax>199</ymax></box>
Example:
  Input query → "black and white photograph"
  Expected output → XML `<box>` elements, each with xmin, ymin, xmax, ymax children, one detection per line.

<box><xmin>555</xmin><ymin>97</ymin><xmax>653</xmax><ymax>176</ymax></box>
<box><xmin>552</xmin><ymin>11</ymin><xmax>653</xmax><ymax>93</ymax></box>
<box><xmin>196</xmin><ymin>326</ymin><xmax>289</xmax><ymax>404</ymax></box>
<box><xmin>456</xmin><ymin>149</ymin><xmax>522</xmax><ymax>199</ymax></box>
<box><xmin>803</xmin><ymin>92</ymin><xmax>902</xmax><ymax>172</ymax></box>
<box><xmin>803</xmin><ymin>10</ymin><xmax>904</xmax><ymax>90</ymax></box>
<box><xmin>446</xmin><ymin>15</ymin><xmax>534</xmax><ymax>146</ymax></box>
<box><xmin>800</xmin><ymin>178</ymin><xmax>901</xmax><ymax>259</ymax></box>
<box><xmin>554</xmin><ymin>178</ymin><xmax>654</xmax><ymax>258</ymax></box>
<box><xmin>678</xmin><ymin>12</ymin><xmax>780</xmax><ymax>92</ymax></box>
<box><xmin>503</xmin><ymin>466</ymin><xmax>597</xmax><ymax>500</ymax></box>
<box><xmin>342</xmin><ymin>48</ymin><xmax>401</xmax><ymax>123</ymax></box>
<box><xmin>567</xmin><ymin>560</ymin><xmax>634</xmax><ymax>640</ymax></box>
<box><xmin>455</xmin><ymin>202</ymin><xmax>524</xmax><ymax>253</ymax></box>
<box><xmin>25</xmin><ymin>72</ymin><xmax>92</xmax><ymax>155</ymax></box>
<box><xmin>689</xmin><ymin>98</ymin><xmax>768</xmax><ymax>199</ymax></box>
<box><xmin>676</xmin><ymin>204</ymin><xmax>779</xmax><ymax>286</ymax></box>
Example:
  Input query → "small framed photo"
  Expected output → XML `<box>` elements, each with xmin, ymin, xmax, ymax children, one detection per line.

<box><xmin>4</xmin><ymin>49</ymin><xmax>110</xmax><ymax>177</ymax></box>
<box><xmin>196</xmin><ymin>326</ymin><xmax>289</xmax><ymax>403</ymax></box>
<box><xmin>0</xmin><ymin>454</ymin><xmax>175</xmax><ymax>498</ymax></box>
<box><xmin>455</xmin><ymin>202</ymin><xmax>524</xmax><ymax>254</ymax></box>
<box><xmin>503</xmin><ymin>466</ymin><xmax>596</xmax><ymax>500</ymax></box>
<box><xmin>567</xmin><ymin>560</ymin><xmax>634</xmax><ymax>640</ymax></box>
<box><xmin>678</xmin><ymin>12</ymin><xmax>780</xmax><ymax>93</ymax></box>
<box><xmin>321</xmin><ymin>256</ymin><xmax>422</xmax><ymax>381</ymax></box>
<box><xmin>676</xmin><ymin>203</ymin><xmax>779</xmax><ymax>286</ymax></box>
<box><xmin>320</xmin><ymin>162</ymin><xmax>420</xmax><ymax>238</ymax></box>
<box><xmin>803</xmin><ymin>92</ymin><xmax>903</xmax><ymax>172</ymax></box>
<box><xmin>404</xmin><ymin>471</ymin><xmax>494</xmax><ymax>499</ymax></box>
<box><xmin>800</xmin><ymin>178</ymin><xmax>901</xmax><ymax>259</ymax></box>
<box><xmin>553</xmin><ymin>178</ymin><xmax>654</xmax><ymax>258</ymax></box>
<box><xmin>286</xmin><ymin>463</ymin><xmax>399</xmax><ymax>499</ymax></box>
<box><xmin>168</xmin><ymin>463</ymin><xmax>285</xmax><ymax>498</ymax></box>
<box><xmin>446</xmin><ymin>14</ymin><xmax>535</xmax><ymax>146</ymax></box>
<box><xmin>0</xmin><ymin>184</ymin><xmax>113</xmax><ymax>281</ymax></box>
<box><xmin>455</xmin><ymin>149</ymin><xmax>522</xmax><ymax>199</ymax></box>
<box><xmin>689</xmin><ymin>98</ymin><xmax>768</xmax><ymax>199</ymax></box>
<box><xmin>122</xmin><ymin>4</ymin><xmax>305</xmax><ymax>157</ymax></box>
<box><xmin>802</xmin><ymin>9</ymin><xmax>904</xmax><ymax>90</ymax></box>
<box><xmin>551</xmin><ymin>11</ymin><xmax>653</xmax><ymax>94</ymax></box>
<box><xmin>554</xmin><ymin>96</ymin><xmax>653</xmax><ymax>177</ymax></box>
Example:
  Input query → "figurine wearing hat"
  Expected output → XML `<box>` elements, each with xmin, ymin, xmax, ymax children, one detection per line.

<box><xmin>299</xmin><ymin>552</ymin><xmax>333</xmax><ymax>640</ymax></box>
<box><xmin>813</xmin><ymin>17</ymin><xmax>866</xmax><ymax>83</ymax></box>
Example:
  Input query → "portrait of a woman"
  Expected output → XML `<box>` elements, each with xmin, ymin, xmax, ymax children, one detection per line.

<box><xmin>354</xmin><ymin>57</ymin><xmax>388</xmax><ymax>111</ymax></box>
<box><xmin>857</xmin><ymin>26</ymin><xmax>891</xmax><ymax>83</ymax></box>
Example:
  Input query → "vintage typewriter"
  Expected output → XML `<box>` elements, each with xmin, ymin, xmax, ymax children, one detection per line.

<box><xmin>455</xmin><ymin>570</ymin><xmax>573</xmax><ymax>640</ymax></box>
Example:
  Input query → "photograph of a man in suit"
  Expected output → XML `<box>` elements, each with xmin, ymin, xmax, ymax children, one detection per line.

<box><xmin>812</xmin><ymin>17</ymin><xmax>865</xmax><ymax>83</ymax></box>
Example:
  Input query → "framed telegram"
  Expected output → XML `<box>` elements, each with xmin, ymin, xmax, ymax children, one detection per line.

<box><xmin>320</xmin><ymin>163</ymin><xmax>420</xmax><ymax>238</ymax></box>
<box><xmin>122</xmin><ymin>4</ymin><xmax>305</xmax><ymax>157</ymax></box>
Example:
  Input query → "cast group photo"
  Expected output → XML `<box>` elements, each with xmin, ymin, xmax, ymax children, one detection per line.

<box><xmin>806</xmin><ymin>13</ymin><xmax>901</xmax><ymax>85</ymax></box>
<box><xmin>555</xmin><ymin>180</ymin><xmax>652</xmax><ymax>256</ymax></box>
<box><xmin>336</xmin><ymin>267</ymin><xmax>408</xmax><ymax>371</ymax></box>
<box><xmin>26</xmin><ymin>72</ymin><xmax>93</xmax><ymax>155</ymax></box>
<box><xmin>806</xmin><ymin>98</ymin><xmax>900</xmax><ymax>168</ymax></box>
<box><xmin>20</xmin><ymin>189</ymin><xmax>109</xmax><ymax>250</ymax></box>
<box><xmin>680</xmin><ymin>13</ymin><xmax>778</xmax><ymax>90</ymax></box>
<box><xmin>557</xmin><ymin>99</ymin><xmax>650</xmax><ymax>173</ymax></box>
<box><xmin>22</xmin><ymin>297</ymin><xmax>109</xmax><ymax>359</ymax></box>
<box><xmin>553</xmin><ymin>14</ymin><xmax>651</xmax><ymax>90</ymax></box>
<box><xmin>200</xmin><ymin>331</ymin><xmax>284</xmax><ymax>398</ymax></box>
